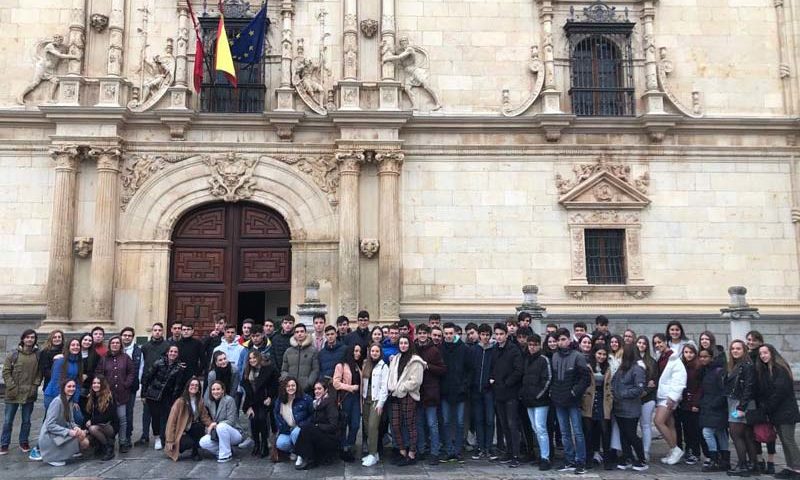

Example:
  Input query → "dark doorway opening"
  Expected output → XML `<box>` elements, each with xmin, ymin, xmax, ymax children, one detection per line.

<box><xmin>237</xmin><ymin>291</ymin><xmax>266</xmax><ymax>329</ymax></box>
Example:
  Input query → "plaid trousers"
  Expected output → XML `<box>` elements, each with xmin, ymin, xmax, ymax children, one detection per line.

<box><xmin>391</xmin><ymin>395</ymin><xmax>418</xmax><ymax>451</ymax></box>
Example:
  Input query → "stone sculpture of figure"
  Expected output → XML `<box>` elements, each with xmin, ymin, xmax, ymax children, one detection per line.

<box><xmin>128</xmin><ymin>39</ymin><xmax>176</xmax><ymax>112</ymax></box>
<box><xmin>17</xmin><ymin>35</ymin><xmax>79</xmax><ymax>104</ymax></box>
<box><xmin>291</xmin><ymin>39</ymin><xmax>327</xmax><ymax>114</ymax></box>
<box><xmin>382</xmin><ymin>35</ymin><xmax>442</xmax><ymax>111</ymax></box>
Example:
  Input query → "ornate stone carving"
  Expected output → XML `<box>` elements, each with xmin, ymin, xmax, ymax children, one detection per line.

<box><xmin>224</xmin><ymin>0</ymin><xmax>254</xmax><ymax>18</ymax></box>
<box><xmin>556</xmin><ymin>156</ymin><xmax>650</xmax><ymax>210</ymax></box>
<box><xmin>360</xmin><ymin>238</ymin><xmax>380</xmax><ymax>258</ymax></box>
<box><xmin>382</xmin><ymin>35</ymin><xmax>442</xmax><ymax>111</ymax></box>
<box><xmin>569</xmin><ymin>0</ymin><xmax>629</xmax><ymax>23</ymax></box>
<box><xmin>291</xmin><ymin>39</ymin><xmax>327</xmax><ymax>115</ymax></box>
<box><xmin>119</xmin><ymin>154</ymin><xmax>198</xmax><ymax>210</ymax></box>
<box><xmin>657</xmin><ymin>47</ymin><xmax>704</xmax><ymax>118</ymax></box>
<box><xmin>87</xmin><ymin>147</ymin><xmax>123</xmax><ymax>171</ymax></box>
<box><xmin>343</xmin><ymin>33</ymin><xmax>358</xmax><ymax>79</ymax></box>
<box><xmin>50</xmin><ymin>145</ymin><xmax>83</xmax><ymax>170</ymax></box>
<box><xmin>360</xmin><ymin>19</ymin><xmax>378</xmax><ymax>38</ymax></box>
<box><xmin>90</xmin><ymin>14</ymin><xmax>109</xmax><ymax>33</ymax></box>
<box><xmin>128</xmin><ymin>39</ymin><xmax>175</xmax><ymax>112</ymax></box>
<box><xmin>73</xmin><ymin>237</ymin><xmax>93</xmax><ymax>258</ymax></box>
<box><xmin>792</xmin><ymin>207</ymin><xmax>800</xmax><ymax>223</ymax></box>
<box><xmin>572</xmin><ymin>229</ymin><xmax>585</xmax><ymax>276</ymax></box>
<box><xmin>17</xmin><ymin>35</ymin><xmax>79</xmax><ymax>104</ymax></box>
<box><xmin>205</xmin><ymin>153</ymin><xmax>258</xmax><ymax>202</ymax></box>
<box><xmin>502</xmin><ymin>45</ymin><xmax>545</xmax><ymax>117</ymax></box>
<box><xmin>568</xmin><ymin>210</ymin><xmax>641</xmax><ymax>225</ymax></box>
<box><xmin>375</xmin><ymin>150</ymin><xmax>405</xmax><ymax>174</ymax></box>
<box><xmin>335</xmin><ymin>150</ymin><xmax>365</xmax><ymax>173</ymax></box>
<box><xmin>269</xmin><ymin>154</ymin><xmax>340</xmax><ymax>203</ymax></box>
<box><xmin>556</xmin><ymin>155</ymin><xmax>646</xmax><ymax>194</ymax></box>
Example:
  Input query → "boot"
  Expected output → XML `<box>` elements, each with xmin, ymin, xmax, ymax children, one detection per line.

<box><xmin>702</xmin><ymin>452</ymin><xmax>719</xmax><ymax>472</ymax></box>
<box><xmin>727</xmin><ymin>462</ymin><xmax>751</xmax><ymax>477</ymax></box>
<box><xmin>102</xmin><ymin>444</ymin><xmax>115</xmax><ymax>461</ymax></box>
<box><xmin>259</xmin><ymin>438</ymin><xmax>269</xmax><ymax>458</ymax></box>
<box><xmin>251</xmin><ymin>439</ymin><xmax>261</xmax><ymax>456</ymax></box>
<box><xmin>719</xmin><ymin>450</ymin><xmax>732</xmax><ymax>471</ymax></box>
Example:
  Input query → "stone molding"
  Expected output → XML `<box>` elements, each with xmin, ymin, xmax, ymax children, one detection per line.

<box><xmin>557</xmin><ymin>155</ymin><xmax>650</xmax><ymax>210</ymax></box>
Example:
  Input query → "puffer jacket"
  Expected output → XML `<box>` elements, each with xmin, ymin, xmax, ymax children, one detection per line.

<box><xmin>441</xmin><ymin>338</ymin><xmax>470</xmax><ymax>403</ymax></box>
<box><xmin>490</xmin><ymin>341</ymin><xmax>523</xmax><ymax>402</ymax></box>
<box><xmin>415</xmin><ymin>339</ymin><xmax>447</xmax><ymax>406</ymax></box>
<box><xmin>142</xmin><ymin>357</ymin><xmax>185</xmax><ymax>402</ymax></box>
<box><xmin>519</xmin><ymin>350</ymin><xmax>551</xmax><ymax>408</ymax></box>
<box><xmin>724</xmin><ymin>359</ymin><xmax>755</xmax><ymax>411</ymax></box>
<box><xmin>241</xmin><ymin>359</ymin><xmax>279</xmax><ymax>413</ymax></box>
<box><xmin>270</xmin><ymin>331</ymin><xmax>293</xmax><ymax>371</ymax></box>
<box><xmin>657</xmin><ymin>350</ymin><xmax>687</xmax><ymax>403</ymax></box>
<box><xmin>611</xmin><ymin>363</ymin><xmax>646</xmax><ymax>418</ymax></box>
<box><xmin>381</xmin><ymin>338</ymin><xmax>399</xmax><ymax>364</ymax></box>
<box><xmin>2</xmin><ymin>346</ymin><xmax>41</xmax><ymax>404</ymax></box>
<box><xmin>387</xmin><ymin>354</ymin><xmax>426</xmax><ymax>401</ymax></box>
<box><xmin>699</xmin><ymin>354</ymin><xmax>728</xmax><ymax>429</ymax></box>
<box><xmin>273</xmin><ymin>394</ymin><xmax>313</xmax><ymax>434</ymax></box>
<box><xmin>469</xmin><ymin>341</ymin><xmax>495</xmax><ymax>393</ymax></box>
<box><xmin>318</xmin><ymin>341</ymin><xmax>346</xmax><ymax>379</ymax></box>
<box><xmin>280</xmin><ymin>335</ymin><xmax>319</xmax><ymax>393</ymax></box>
<box><xmin>361</xmin><ymin>360</ymin><xmax>389</xmax><ymax>408</ymax></box>
<box><xmin>95</xmin><ymin>350</ymin><xmax>136</xmax><ymax>406</ymax></box>
<box><xmin>45</xmin><ymin>354</ymin><xmax>82</xmax><ymax>401</ymax></box>
<box><xmin>550</xmin><ymin>347</ymin><xmax>590</xmax><ymax>407</ymax></box>
<box><xmin>757</xmin><ymin>364</ymin><xmax>800</xmax><ymax>425</ymax></box>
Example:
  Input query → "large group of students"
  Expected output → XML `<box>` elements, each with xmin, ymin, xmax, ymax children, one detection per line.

<box><xmin>2</xmin><ymin>312</ymin><xmax>800</xmax><ymax>478</ymax></box>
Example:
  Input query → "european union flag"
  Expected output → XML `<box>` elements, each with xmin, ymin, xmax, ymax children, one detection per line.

<box><xmin>231</xmin><ymin>4</ymin><xmax>269</xmax><ymax>64</ymax></box>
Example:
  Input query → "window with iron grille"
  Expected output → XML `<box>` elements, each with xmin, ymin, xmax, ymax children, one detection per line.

<box><xmin>585</xmin><ymin>229</ymin><xmax>626</xmax><ymax>284</ymax></box>
<box><xmin>564</xmin><ymin>1</ymin><xmax>635</xmax><ymax>117</ymax></box>
<box><xmin>199</xmin><ymin>15</ymin><xmax>266</xmax><ymax>113</ymax></box>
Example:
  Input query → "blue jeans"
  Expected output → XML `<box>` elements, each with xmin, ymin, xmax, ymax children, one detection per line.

<box><xmin>124</xmin><ymin>394</ymin><xmax>136</xmax><ymax>442</ymax></box>
<box><xmin>556</xmin><ymin>406</ymin><xmax>586</xmax><ymax>465</ymax></box>
<box><xmin>2</xmin><ymin>402</ymin><xmax>34</xmax><ymax>447</ymax></box>
<box><xmin>441</xmin><ymin>400</ymin><xmax>465</xmax><ymax>456</ymax></box>
<box><xmin>276</xmin><ymin>426</ymin><xmax>301</xmax><ymax>452</ymax></box>
<box><xmin>416</xmin><ymin>404</ymin><xmax>440</xmax><ymax>456</ymax></box>
<box><xmin>702</xmin><ymin>427</ymin><xmax>729</xmax><ymax>452</ymax></box>
<box><xmin>141</xmin><ymin>400</ymin><xmax>151</xmax><ymax>439</ymax></box>
<box><xmin>471</xmin><ymin>390</ymin><xmax>494</xmax><ymax>453</ymax></box>
<box><xmin>527</xmin><ymin>405</ymin><xmax>551</xmax><ymax>461</ymax></box>
<box><xmin>341</xmin><ymin>393</ymin><xmax>361</xmax><ymax>449</ymax></box>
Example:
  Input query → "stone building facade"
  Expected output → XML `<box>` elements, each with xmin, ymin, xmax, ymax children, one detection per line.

<box><xmin>0</xmin><ymin>0</ymin><xmax>799</xmax><ymax>350</ymax></box>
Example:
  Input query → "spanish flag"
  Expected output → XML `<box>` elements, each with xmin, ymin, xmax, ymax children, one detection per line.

<box><xmin>215</xmin><ymin>14</ymin><xmax>237</xmax><ymax>87</ymax></box>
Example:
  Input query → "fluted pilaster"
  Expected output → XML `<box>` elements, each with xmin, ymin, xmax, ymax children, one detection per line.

<box><xmin>376</xmin><ymin>150</ymin><xmax>403</xmax><ymax>322</ymax></box>
<box><xmin>336</xmin><ymin>150</ymin><xmax>365</xmax><ymax>318</ymax></box>
<box><xmin>89</xmin><ymin>147</ymin><xmax>122</xmax><ymax>323</ymax></box>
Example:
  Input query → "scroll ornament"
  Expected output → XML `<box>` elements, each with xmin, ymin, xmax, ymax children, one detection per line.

<box><xmin>502</xmin><ymin>45</ymin><xmax>545</xmax><ymax>117</ymax></box>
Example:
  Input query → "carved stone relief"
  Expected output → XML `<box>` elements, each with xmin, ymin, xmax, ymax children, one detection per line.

<box><xmin>17</xmin><ymin>35</ymin><xmax>79</xmax><ymax>104</ymax></box>
<box><xmin>360</xmin><ymin>19</ymin><xmax>378</xmax><ymax>38</ymax></box>
<box><xmin>382</xmin><ymin>35</ymin><xmax>442</xmax><ymax>111</ymax></box>
<box><xmin>128</xmin><ymin>38</ymin><xmax>176</xmax><ymax>112</ymax></box>
<box><xmin>657</xmin><ymin>47</ymin><xmax>704</xmax><ymax>118</ymax></box>
<box><xmin>119</xmin><ymin>153</ymin><xmax>200</xmax><ymax>210</ymax></box>
<box><xmin>502</xmin><ymin>45</ymin><xmax>545</xmax><ymax>117</ymax></box>
<box><xmin>90</xmin><ymin>14</ymin><xmax>109</xmax><ymax>33</ymax></box>
<box><xmin>73</xmin><ymin>237</ymin><xmax>93</xmax><ymax>258</ymax></box>
<box><xmin>269</xmin><ymin>154</ymin><xmax>340</xmax><ymax>204</ymax></box>
<box><xmin>556</xmin><ymin>155</ymin><xmax>649</xmax><ymax>197</ymax></box>
<box><xmin>360</xmin><ymin>238</ymin><xmax>380</xmax><ymax>258</ymax></box>
<box><xmin>206</xmin><ymin>153</ymin><xmax>258</xmax><ymax>202</ymax></box>
<box><xmin>291</xmin><ymin>39</ymin><xmax>327</xmax><ymax>115</ymax></box>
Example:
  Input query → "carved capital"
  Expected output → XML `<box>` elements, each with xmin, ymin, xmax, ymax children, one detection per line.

<box><xmin>49</xmin><ymin>145</ymin><xmax>82</xmax><ymax>170</ymax></box>
<box><xmin>375</xmin><ymin>150</ymin><xmax>404</xmax><ymax>175</ymax></box>
<box><xmin>335</xmin><ymin>150</ymin><xmax>365</xmax><ymax>173</ymax></box>
<box><xmin>87</xmin><ymin>147</ymin><xmax>123</xmax><ymax>172</ymax></box>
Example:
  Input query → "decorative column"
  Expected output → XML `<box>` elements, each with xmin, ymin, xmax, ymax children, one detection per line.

<box><xmin>791</xmin><ymin>159</ymin><xmax>800</xmax><ymax>295</ymax></box>
<box><xmin>375</xmin><ymin>150</ymin><xmax>403</xmax><ymax>322</ymax></box>
<box><xmin>57</xmin><ymin>4</ymin><xmax>87</xmax><ymax>105</ymax></box>
<box><xmin>275</xmin><ymin>0</ymin><xmax>296</xmax><ymax>111</ymax></box>
<box><xmin>721</xmin><ymin>286</ymin><xmax>760</xmax><ymax>342</ymax></box>
<box><xmin>97</xmin><ymin>0</ymin><xmax>125</xmax><ymax>106</ymax></box>
<box><xmin>641</xmin><ymin>0</ymin><xmax>665</xmax><ymax>114</ymax></box>
<box><xmin>88</xmin><ymin>147</ymin><xmax>122</xmax><ymax>325</ymax></box>
<box><xmin>774</xmin><ymin>0</ymin><xmax>796</xmax><ymax>115</ymax></box>
<box><xmin>537</xmin><ymin>0</ymin><xmax>561</xmax><ymax>113</ymax></box>
<box><xmin>338</xmin><ymin>0</ymin><xmax>361</xmax><ymax>110</ymax></box>
<box><xmin>378</xmin><ymin>0</ymin><xmax>400</xmax><ymax>110</ymax></box>
<box><xmin>44</xmin><ymin>146</ymin><xmax>82</xmax><ymax>326</ymax></box>
<box><xmin>335</xmin><ymin>150</ymin><xmax>365</xmax><ymax>318</ymax></box>
<box><xmin>162</xmin><ymin>3</ymin><xmax>192</xmax><ymax>117</ymax></box>
<box><xmin>297</xmin><ymin>281</ymin><xmax>329</xmax><ymax>324</ymax></box>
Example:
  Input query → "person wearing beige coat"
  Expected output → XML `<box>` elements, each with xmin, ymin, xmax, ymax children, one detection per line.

<box><xmin>386</xmin><ymin>337</ymin><xmax>426</xmax><ymax>466</ymax></box>
<box><xmin>163</xmin><ymin>378</ymin><xmax>212</xmax><ymax>461</ymax></box>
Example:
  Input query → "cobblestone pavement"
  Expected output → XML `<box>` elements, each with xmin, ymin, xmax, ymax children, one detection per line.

<box><xmin>0</xmin><ymin>400</ymin><xmax>793</xmax><ymax>479</ymax></box>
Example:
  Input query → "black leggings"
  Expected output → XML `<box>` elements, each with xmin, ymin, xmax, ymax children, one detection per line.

<box><xmin>146</xmin><ymin>398</ymin><xmax>173</xmax><ymax>438</ymax></box>
<box><xmin>496</xmin><ymin>399</ymin><xmax>520</xmax><ymax>458</ymax></box>
<box><xmin>730</xmin><ymin>423</ymin><xmax>758</xmax><ymax>466</ymax></box>
<box><xmin>179</xmin><ymin>422</ymin><xmax>205</xmax><ymax>454</ymax></box>
<box><xmin>583</xmin><ymin>417</ymin><xmax>611</xmax><ymax>459</ymax></box>
<box><xmin>617</xmin><ymin>416</ymin><xmax>645</xmax><ymax>463</ymax></box>
<box><xmin>675</xmin><ymin>410</ymin><xmax>701</xmax><ymax>456</ymax></box>
<box><xmin>249</xmin><ymin>405</ymin><xmax>270</xmax><ymax>446</ymax></box>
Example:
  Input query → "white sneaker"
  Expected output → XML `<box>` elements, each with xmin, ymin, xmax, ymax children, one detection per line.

<box><xmin>362</xmin><ymin>454</ymin><xmax>378</xmax><ymax>467</ymax></box>
<box><xmin>238</xmin><ymin>438</ymin><xmax>254</xmax><ymax>449</ymax></box>
<box><xmin>295</xmin><ymin>455</ymin><xmax>303</xmax><ymax>466</ymax></box>
<box><xmin>666</xmin><ymin>446</ymin><xmax>684</xmax><ymax>465</ymax></box>
<box><xmin>47</xmin><ymin>461</ymin><xmax>66</xmax><ymax>467</ymax></box>
<box><xmin>154</xmin><ymin>438</ymin><xmax>163</xmax><ymax>450</ymax></box>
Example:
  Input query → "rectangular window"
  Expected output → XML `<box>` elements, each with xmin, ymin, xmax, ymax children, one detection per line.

<box><xmin>585</xmin><ymin>229</ymin><xmax>626</xmax><ymax>284</ymax></box>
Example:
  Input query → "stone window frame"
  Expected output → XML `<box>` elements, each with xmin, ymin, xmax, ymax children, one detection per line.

<box><xmin>556</xmin><ymin>156</ymin><xmax>653</xmax><ymax>300</ymax></box>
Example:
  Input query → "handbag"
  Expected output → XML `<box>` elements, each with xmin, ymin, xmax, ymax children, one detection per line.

<box><xmin>753</xmin><ymin>422</ymin><xmax>777</xmax><ymax>443</ymax></box>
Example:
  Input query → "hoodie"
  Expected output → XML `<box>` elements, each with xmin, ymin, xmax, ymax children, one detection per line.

<box><xmin>280</xmin><ymin>335</ymin><xmax>319</xmax><ymax>393</ymax></box>
<box><xmin>469</xmin><ymin>341</ymin><xmax>496</xmax><ymax>393</ymax></box>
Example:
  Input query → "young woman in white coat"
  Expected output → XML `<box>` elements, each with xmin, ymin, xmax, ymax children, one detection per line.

<box><xmin>387</xmin><ymin>336</ymin><xmax>426</xmax><ymax>466</ymax></box>
<box><xmin>652</xmin><ymin>333</ymin><xmax>687</xmax><ymax>466</ymax></box>
<box><xmin>361</xmin><ymin>343</ymin><xmax>389</xmax><ymax>467</ymax></box>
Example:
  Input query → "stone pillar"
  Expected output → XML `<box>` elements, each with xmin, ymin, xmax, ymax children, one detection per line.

<box><xmin>108</xmin><ymin>0</ymin><xmax>124</xmax><ymax>76</ymax></box>
<box><xmin>335</xmin><ymin>150</ymin><xmax>365</xmax><ymax>318</ymax></box>
<box><xmin>57</xmin><ymin>4</ymin><xmax>87</xmax><ymax>105</ymax></box>
<box><xmin>774</xmin><ymin>0</ymin><xmax>796</xmax><ymax>115</ymax></box>
<box><xmin>175</xmin><ymin>4</ymin><xmax>190</xmax><ymax>87</ymax></box>
<box><xmin>343</xmin><ymin>0</ymin><xmax>359</xmax><ymax>80</ymax></box>
<box><xmin>791</xmin><ymin>159</ymin><xmax>800</xmax><ymax>295</ymax></box>
<box><xmin>375</xmin><ymin>150</ymin><xmax>403</xmax><ymax>322</ymax></box>
<box><xmin>537</xmin><ymin>0</ymin><xmax>561</xmax><ymax>113</ymax></box>
<box><xmin>641</xmin><ymin>0</ymin><xmax>665</xmax><ymax>114</ymax></box>
<box><xmin>296</xmin><ymin>281</ymin><xmax>329</xmax><ymax>324</ymax></box>
<box><xmin>516</xmin><ymin>285</ymin><xmax>547</xmax><ymax>334</ymax></box>
<box><xmin>275</xmin><ymin>0</ymin><xmax>296</xmax><ymax>111</ymax></box>
<box><xmin>88</xmin><ymin>147</ymin><xmax>122</xmax><ymax>325</ymax></box>
<box><xmin>380</xmin><ymin>0</ymin><xmax>395</xmax><ymax>81</ymax></box>
<box><xmin>44</xmin><ymin>146</ymin><xmax>83</xmax><ymax>325</ymax></box>
<box><xmin>721</xmin><ymin>286</ymin><xmax>760</xmax><ymax>342</ymax></box>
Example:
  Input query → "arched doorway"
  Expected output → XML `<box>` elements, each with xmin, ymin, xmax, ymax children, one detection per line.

<box><xmin>168</xmin><ymin>201</ymin><xmax>291</xmax><ymax>334</ymax></box>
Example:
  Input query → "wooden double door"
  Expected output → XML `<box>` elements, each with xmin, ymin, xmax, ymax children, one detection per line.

<box><xmin>168</xmin><ymin>201</ymin><xmax>291</xmax><ymax>334</ymax></box>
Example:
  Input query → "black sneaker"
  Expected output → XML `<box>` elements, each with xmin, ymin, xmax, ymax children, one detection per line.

<box><xmin>499</xmin><ymin>455</ymin><xmax>513</xmax><ymax>464</ymax></box>
<box><xmin>539</xmin><ymin>459</ymin><xmax>552</xmax><ymax>471</ymax></box>
<box><xmin>575</xmin><ymin>464</ymin><xmax>587</xmax><ymax>475</ymax></box>
<box><xmin>558</xmin><ymin>462</ymin><xmax>576</xmax><ymax>472</ymax></box>
<box><xmin>471</xmin><ymin>450</ymin><xmax>483</xmax><ymax>460</ymax></box>
<box><xmin>428</xmin><ymin>454</ymin><xmax>440</xmax><ymax>466</ymax></box>
<box><xmin>489</xmin><ymin>452</ymin><xmax>502</xmax><ymax>462</ymax></box>
<box><xmin>133</xmin><ymin>437</ymin><xmax>149</xmax><ymax>447</ymax></box>
<box><xmin>509</xmin><ymin>457</ymin><xmax>520</xmax><ymax>468</ymax></box>
<box><xmin>454</xmin><ymin>454</ymin><xmax>465</xmax><ymax>464</ymax></box>
<box><xmin>632</xmin><ymin>461</ymin><xmax>649</xmax><ymax>471</ymax></box>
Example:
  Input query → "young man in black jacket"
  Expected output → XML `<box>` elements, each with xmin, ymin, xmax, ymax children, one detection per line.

<box><xmin>137</xmin><ymin>323</ymin><xmax>170</xmax><ymax>446</ymax></box>
<box><xmin>271</xmin><ymin>315</ymin><xmax>295</xmax><ymax>370</ymax></box>
<box><xmin>490</xmin><ymin>323</ymin><xmax>523</xmax><ymax>468</ymax></box>
<box><xmin>520</xmin><ymin>333</ymin><xmax>552</xmax><ymax>470</ymax></box>
<box><xmin>551</xmin><ymin>328</ymin><xmax>591</xmax><ymax>474</ymax></box>
<box><xmin>441</xmin><ymin>322</ymin><xmax>470</xmax><ymax>462</ymax></box>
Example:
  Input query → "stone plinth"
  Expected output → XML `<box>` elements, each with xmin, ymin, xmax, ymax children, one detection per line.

<box><xmin>516</xmin><ymin>284</ymin><xmax>547</xmax><ymax>334</ymax></box>
<box><xmin>721</xmin><ymin>286</ymin><xmax>760</xmax><ymax>342</ymax></box>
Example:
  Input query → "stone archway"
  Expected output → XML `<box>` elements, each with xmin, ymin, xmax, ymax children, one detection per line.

<box><xmin>115</xmin><ymin>154</ymin><xmax>338</xmax><ymax>333</ymax></box>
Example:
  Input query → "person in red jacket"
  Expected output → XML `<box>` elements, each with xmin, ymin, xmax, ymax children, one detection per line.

<box><xmin>95</xmin><ymin>336</ymin><xmax>135</xmax><ymax>452</ymax></box>
<box><xmin>414</xmin><ymin>324</ymin><xmax>447</xmax><ymax>464</ymax></box>
<box><xmin>677</xmin><ymin>344</ymin><xmax>702</xmax><ymax>465</ymax></box>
